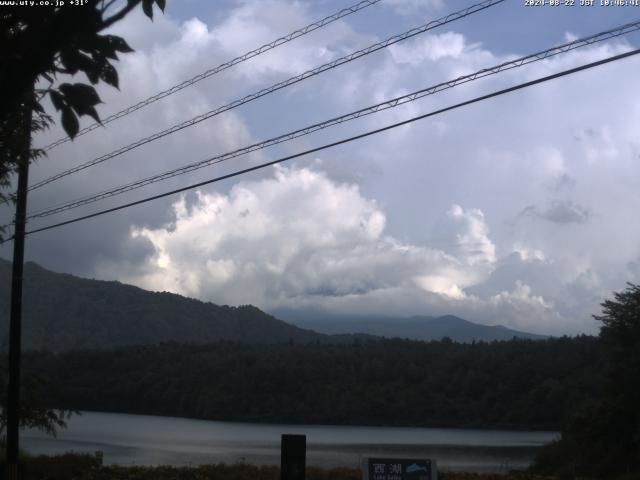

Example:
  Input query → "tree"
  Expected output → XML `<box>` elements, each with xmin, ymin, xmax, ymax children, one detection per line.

<box><xmin>0</xmin><ymin>363</ymin><xmax>73</xmax><ymax>439</ymax></box>
<box><xmin>534</xmin><ymin>283</ymin><xmax>640</xmax><ymax>478</ymax></box>
<box><xmin>0</xmin><ymin>0</ymin><xmax>166</xmax><ymax>445</ymax></box>
<box><xmin>0</xmin><ymin>0</ymin><xmax>166</xmax><ymax>204</ymax></box>
<box><xmin>594</xmin><ymin>283</ymin><xmax>640</xmax><ymax>474</ymax></box>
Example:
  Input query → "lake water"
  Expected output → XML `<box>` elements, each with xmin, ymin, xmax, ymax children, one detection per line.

<box><xmin>22</xmin><ymin>411</ymin><xmax>557</xmax><ymax>473</ymax></box>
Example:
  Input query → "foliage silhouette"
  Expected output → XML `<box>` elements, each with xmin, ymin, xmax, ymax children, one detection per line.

<box><xmin>0</xmin><ymin>362</ymin><xmax>73</xmax><ymax>438</ymax></box>
<box><xmin>0</xmin><ymin>0</ymin><xmax>165</xmax><ymax>439</ymax></box>
<box><xmin>21</xmin><ymin>336</ymin><xmax>602</xmax><ymax>431</ymax></box>
<box><xmin>0</xmin><ymin>0</ymin><xmax>165</xmax><ymax>207</ymax></box>
<box><xmin>533</xmin><ymin>283</ymin><xmax>640</xmax><ymax>478</ymax></box>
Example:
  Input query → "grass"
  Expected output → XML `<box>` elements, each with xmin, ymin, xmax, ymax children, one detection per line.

<box><xmin>0</xmin><ymin>452</ymin><xmax>557</xmax><ymax>480</ymax></box>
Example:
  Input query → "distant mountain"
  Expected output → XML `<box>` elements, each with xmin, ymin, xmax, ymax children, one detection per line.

<box><xmin>0</xmin><ymin>259</ymin><xmax>337</xmax><ymax>351</ymax></box>
<box><xmin>272</xmin><ymin>309</ymin><xmax>547</xmax><ymax>343</ymax></box>
<box><xmin>0</xmin><ymin>259</ymin><xmax>543</xmax><ymax>351</ymax></box>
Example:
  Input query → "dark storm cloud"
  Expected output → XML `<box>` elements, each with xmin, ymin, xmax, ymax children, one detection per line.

<box><xmin>519</xmin><ymin>200</ymin><xmax>590</xmax><ymax>225</ymax></box>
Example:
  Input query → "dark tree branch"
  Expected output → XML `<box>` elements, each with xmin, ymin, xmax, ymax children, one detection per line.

<box><xmin>100</xmin><ymin>0</ymin><xmax>120</xmax><ymax>15</ymax></box>
<box><xmin>99</xmin><ymin>1</ymin><xmax>140</xmax><ymax>31</ymax></box>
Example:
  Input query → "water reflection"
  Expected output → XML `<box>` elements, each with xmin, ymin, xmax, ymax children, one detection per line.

<box><xmin>22</xmin><ymin>411</ymin><xmax>557</xmax><ymax>473</ymax></box>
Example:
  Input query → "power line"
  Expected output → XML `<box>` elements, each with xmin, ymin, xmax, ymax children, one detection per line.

<box><xmin>25</xmin><ymin>20</ymin><xmax>640</xmax><ymax>220</ymax></box>
<box><xmin>29</xmin><ymin>0</ymin><xmax>504</xmax><ymax>192</ymax></box>
<box><xmin>15</xmin><ymin>47</ymin><xmax>639</xmax><ymax>240</ymax></box>
<box><xmin>40</xmin><ymin>0</ymin><xmax>383</xmax><ymax>152</ymax></box>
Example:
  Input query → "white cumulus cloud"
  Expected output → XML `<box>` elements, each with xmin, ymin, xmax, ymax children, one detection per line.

<box><xmin>118</xmin><ymin>167</ymin><xmax>489</xmax><ymax>304</ymax></box>
<box><xmin>95</xmin><ymin>165</ymin><xmax>574</xmax><ymax>334</ymax></box>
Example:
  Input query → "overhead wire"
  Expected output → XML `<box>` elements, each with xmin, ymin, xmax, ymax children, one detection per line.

<box><xmin>40</xmin><ymin>0</ymin><xmax>384</xmax><ymax>152</ymax></box>
<box><xmin>11</xmin><ymin>47</ymin><xmax>638</xmax><ymax>241</ymax></box>
<box><xmin>29</xmin><ymin>0</ymin><xmax>505</xmax><ymax>192</ymax></box>
<box><xmin>24</xmin><ymin>19</ymin><xmax>640</xmax><ymax>220</ymax></box>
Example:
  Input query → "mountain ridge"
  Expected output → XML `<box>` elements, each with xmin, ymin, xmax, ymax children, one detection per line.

<box><xmin>0</xmin><ymin>259</ymin><xmax>331</xmax><ymax>351</ymax></box>
<box><xmin>272</xmin><ymin>309</ymin><xmax>547</xmax><ymax>342</ymax></box>
<box><xmin>0</xmin><ymin>259</ymin><xmax>545</xmax><ymax>350</ymax></box>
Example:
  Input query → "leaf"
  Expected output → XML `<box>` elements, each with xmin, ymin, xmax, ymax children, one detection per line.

<box><xmin>84</xmin><ymin>106</ymin><xmax>101</xmax><ymax>124</ymax></box>
<box><xmin>59</xmin><ymin>83</ymin><xmax>102</xmax><ymax>108</ymax></box>
<box><xmin>76</xmin><ymin>52</ymin><xmax>102</xmax><ymax>84</ymax></box>
<box><xmin>49</xmin><ymin>90</ymin><xmax>65</xmax><ymax>111</ymax></box>
<box><xmin>61</xmin><ymin>107</ymin><xmax>79</xmax><ymax>138</ymax></box>
<box><xmin>155</xmin><ymin>0</ymin><xmax>166</xmax><ymax>11</ymax></box>
<box><xmin>70</xmin><ymin>101</ymin><xmax>101</xmax><ymax>121</ymax></box>
<box><xmin>58</xmin><ymin>84</ymin><xmax>103</xmax><ymax>124</ymax></box>
<box><xmin>142</xmin><ymin>0</ymin><xmax>153</xmax><ymax>19</ymax></box>
<box><xmin>95</xmin><ymin>44</ymin><xmax>118</xmax><ymax>61</ymax></box>
<box><xmin>100</xmin><ymin>63</ymin><xmax>119</xmax><ymax>89</ymax></box>
<box><xmin>85</xmin><ymin>68</ymin><xmax>100</xmax><ymax>84</ymax></box>
<box><xmin>31</xmin><ymin>101</ymin><xmax>45</xmax><ymax>115</ymax></box>
<box><xmin>104</xmin><ymin>34</ymin><xmax>133</xmax><ymax>54</ymax></box>
<box><xmin>30</xmin><ymin>148</ymin><xmax>47</xmax><ymax>160</ymax></box>
<box><xmin>59</xmin><ymin>50</ymin><xmax>79</xmax><ymax>75</ymax></box>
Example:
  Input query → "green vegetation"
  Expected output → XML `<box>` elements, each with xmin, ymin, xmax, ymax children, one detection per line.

<box><xmin>0</xmin><ymin>452</ymin><xmax>550</xmax><ymax>480</ymax></box>
<box><xmin>23</xmin><ymin>336</ymin><xmax>600</xmax><ymax>430</ymax></box>
<box><xmin>0</xmin><ymin>363</ymin><xmax>74</xmax><ymax>438</ymax></box>
<box><xmin>532</xmin><ymin>283</ymin><xmax>640</xmax><ymax>478</ymax></box>
<box><xmin>0</xmin><ymin>0</ymin><xmax>165</xmax><ymax>211</ymax></box>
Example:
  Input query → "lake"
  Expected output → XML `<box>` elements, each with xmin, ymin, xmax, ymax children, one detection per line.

<box><xmin>22</xmin><ymin>411</ymin><xmax>557</xmax><ymax>473</ymax></box>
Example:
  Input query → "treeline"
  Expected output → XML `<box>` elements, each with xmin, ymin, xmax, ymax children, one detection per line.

<box><xmin>23</xmin><ymin>336</ymin><xmax>602</xmax><ymax>430</ymax></box>
<box><xmin>531</xmin><ymin>284</ymin><xmax>640</xmax><ymax>478</ymax></box>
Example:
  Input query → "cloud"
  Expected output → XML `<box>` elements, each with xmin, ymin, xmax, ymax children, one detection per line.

<box><xmin>109</xmin><ymin>167</ymin><xmax>494</xmax><ymax>305</ymax></box>
<box><xmin>446</xmin><ymin>204</ymin><xmax>496</xmax><ymax>267</ymax></box>
<box><xmin>548</xmin><ymin>173</ymin><xmax>576</xmax><ymax>192</ymax></box>
<box><xmin>519</xmin><ymin>200</ymin><xmax>591</xmax><ymax>224</ymax></box>
<box><xmin>95</xmin><ymin>165</ymin><xmax>581</xmax><ymax>334</ymax></box>
<box><xmin>487</xmin><ymin>281</ymin><xmax>564</xmax><ymax>332</ymax></box>
<box><xmin>626</xmin><ymin>259</ymin><xmax>640</xmax><ymax>283</ymax></box>
<box><xmin>205</xmin><ymin>0</ymin><xmax>366</xmax><ymax>81</ymax></box>
<box><xmin>389</xmin><ymin>32</ymin><xmax>467</xmax><ymax>63</ymax></box>
<box><xmin>3</xmin><ymin>1</ymin><xmax>639</xmax><ymax>337</ymax></box>
<box><xmin>385</xmin><ymin>0</ymin><xmax>444</xmax><ymax>15</ymax></box>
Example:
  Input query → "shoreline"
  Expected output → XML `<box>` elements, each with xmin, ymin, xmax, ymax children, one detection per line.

<box><xmin>21</xmin><ymin>411</ymin><xmax>555</xmax><ymax>474</ymax></box>
<box><xmin>6</xmin><ymin>452</ymin><xmax>550</xmax><ymax>480</ymax></box>
<box><xmin>52</xmin><ymin>409</ymin><xmax>561</xmax><ymax>434</ymax></box>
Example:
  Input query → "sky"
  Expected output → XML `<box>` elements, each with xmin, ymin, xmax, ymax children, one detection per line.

<box><xmin>2</xmin><ymin>0</ymin><xmax>640</xmax><ymax>335</ymax></box>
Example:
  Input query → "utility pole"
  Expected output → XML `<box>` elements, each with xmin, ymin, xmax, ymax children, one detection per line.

<box><xmin>6</xmin><ymin>97</ymin><xmax>32</xmax><ymax>480</ymax></box>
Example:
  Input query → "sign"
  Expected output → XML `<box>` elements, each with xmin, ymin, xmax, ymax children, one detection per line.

<box><xmin>362</xmin><ymin>458</ymin><xmax>437</xmax><ymax>480</ymax></box>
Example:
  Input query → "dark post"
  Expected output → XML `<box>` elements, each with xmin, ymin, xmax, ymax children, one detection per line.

<box><xmin>6</xmin><ymin>100</ymin><xmax>32</xmax><ymax>480</ymax></box>
<box><xmin>280</xmin><ymin>434</ymin><xmax>306</xmax><ymax>480</ymax></box>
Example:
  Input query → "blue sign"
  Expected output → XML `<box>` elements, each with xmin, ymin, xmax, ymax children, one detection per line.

<box><xmin>363</xmin><ymin>458</ymin><xmax>436</xmax><ymax>480</ymax></box>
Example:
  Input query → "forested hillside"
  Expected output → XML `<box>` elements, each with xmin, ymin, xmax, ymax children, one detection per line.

<box><xmin>23</xmin><ymin>336</ymin><xmax>602</xmax><ymax>430</ymax></box>
<box><xmin>0</xmin><ymin>260</ymin><xmax>327</xmax><ymax>351</ymax></box>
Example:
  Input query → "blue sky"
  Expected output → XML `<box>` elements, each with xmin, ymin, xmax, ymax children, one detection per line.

<box><xmin>169</xmin><ymin>0</ymin><xmax>639</xmax><ymax>53</ymax></box>
<box><xmin>3</xmin><ymin>0</ymin><xmax>640</xmax><ymax>335</ymax></box>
